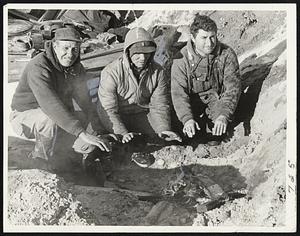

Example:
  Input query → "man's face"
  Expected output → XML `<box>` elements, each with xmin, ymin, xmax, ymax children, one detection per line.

<box><xmin>130</xmin><ymin>53</ymin><xmax>151</xmax><ymax>69</ymax></box>
<box><xmin>192</xmin><ymin>29</ymin><xmax>217</xmax><ymax>56</ymax></box>
<box><xmin>53</xmin><ymin>40</ymin><xmax>80</xmax><ymax>67</ymax></box>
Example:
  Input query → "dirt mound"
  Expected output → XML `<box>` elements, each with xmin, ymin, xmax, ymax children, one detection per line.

<box><xmin>193</xmin><ymin>61</ymin><xmax>287</xmax><ymax>226</ymax></box>
<box><xmin>130</xmin><ymin>10</ymin><xmax>286</xmax><ymax>57</ymax></box>
<box><xmin>7</xmin><ymin>169</ymin><xmax>95</xmax><ymax>225</ymax></box>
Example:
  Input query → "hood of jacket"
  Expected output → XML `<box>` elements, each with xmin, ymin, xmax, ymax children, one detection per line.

<box><xmin>45</xmin><ymin>40</ymin><xmax>82</xmax><ymax>77</ymax></box>
<box><xmin>123</xmin><ymin>27</ymin><xmax>157</xmax><ymax>68</ymax></box>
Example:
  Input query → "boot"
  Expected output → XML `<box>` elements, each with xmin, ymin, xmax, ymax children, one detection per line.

<box><xmin>28</xmin><ymin>130</ymin><xmax>56</xmax><ymax>171</ymax></box>
<box><xmin>205</xmin><ymin>119</ymin><xmax>222</xmax><ymax>146</ymax></box>
<box><xmin>206</xmin><ymin>134</ymin><xmax>222</xmax><ymax>146</ymax></box>
<box><xmin>31</xmin><ymin>131</ymin><xmax>54</xmax><ymax>160</ymax></box>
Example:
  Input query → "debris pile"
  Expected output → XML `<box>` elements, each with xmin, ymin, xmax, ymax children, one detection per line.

<box><xmin>7</xmin><ymin>170</ymin><xmax>96</xmax><ymax>225</ymax></box>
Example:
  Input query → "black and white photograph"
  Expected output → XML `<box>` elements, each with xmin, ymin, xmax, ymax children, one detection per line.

<box><xmin>3</xmin><ymin>3</ymin><xmax>297</xmax><ymax>233</ymax></box>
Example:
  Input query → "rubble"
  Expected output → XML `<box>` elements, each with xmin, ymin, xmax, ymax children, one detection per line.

<box><xmin>7</xmin><ymin>170</ymin><xmax>95</xmax><ymax>225</ymax></box>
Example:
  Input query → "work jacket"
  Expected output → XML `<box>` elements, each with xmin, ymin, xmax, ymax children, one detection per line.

<box><xmin>11</xmin><ymin>41</ymin><xmax>99</xmax><ymax>136</ymax></box>
<box><xmin>171</xmin><ymin>39</ymin><xmax>241</xmax><ymax>124</ymax></box>
<box><xmin>98</xmin><ymin>28</ymin><xmax>171</xmax><ymax>135</ymax></box>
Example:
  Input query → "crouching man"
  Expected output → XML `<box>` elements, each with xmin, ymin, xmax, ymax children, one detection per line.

<box><xmin>98</xmin><ymin>27</ymin><xmax>181</xmax><ymax>165</ymax></box>
<box><xmin>10</xmin><ymin>27</ymin><xmax>115</xmax><ymax>176</ymax></box>
<box><xmin>171</xmin><ymin>14</ymin><xmax>242</xmax><ymax>145</ymax></box>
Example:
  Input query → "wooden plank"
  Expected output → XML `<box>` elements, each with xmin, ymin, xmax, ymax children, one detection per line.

<box><xmin>38</xmin><ymin>10</ymin><xmax>62</xmax><ymax>22</ymax></box>
<box><xmin>7</xmin><ymin>43</ymin><xmax>124</xmax><ymax>82</ymax></box>
<box><xmin>73</xmin><ymin>185</ymin><xmax>156</xmax><ymax>198</ymax></box>
<box><xmin>8</xmin><ymin>9</ymin><xmax>39</xmax><ymax>21</ymax></box>
<box><xmin>81</xmin><ymin>46</ymin><xmax>123</xmax><ymax>72</ymax></box>
<box><xmin>81</xmin><ymin>43</ymin><xmax>123</xmax><ymax>60</ymax></box>
<box><xmin>8</xmin><ymin>55</ymin><xmax>28</xmax><ymax>83</ymax></box>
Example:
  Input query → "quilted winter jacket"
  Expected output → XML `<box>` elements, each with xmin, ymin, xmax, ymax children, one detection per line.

<box><xmin>171</xmin><ymin>39</ymin><xmax>241</xmax><ymax>125</ymax></box>
<box><xmin>11</xmin><ymin>41</ymin><xmax>99</xmax><ymax>136</ymax></box>
<box><xmin>98</xmin><ymin>27</ymin><xmax>171</xmax><ymax>135</ymax></box>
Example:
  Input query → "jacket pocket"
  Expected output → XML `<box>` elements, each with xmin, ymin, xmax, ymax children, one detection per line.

<box><xmin>191</xmin><ymin>74</ymin><xmax>212</xmax><ymax>94</ymax></box>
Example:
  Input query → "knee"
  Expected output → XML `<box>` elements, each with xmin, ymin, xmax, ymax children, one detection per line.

<box><xmin>35</xmin><ymin>113</ymin><xmax>57</xmax><ymax>137</ymax></box>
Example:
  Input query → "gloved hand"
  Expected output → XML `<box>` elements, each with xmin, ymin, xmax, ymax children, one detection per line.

<box><xmin>183</xmin><ymin>119</ymin><xmax>201</xmax><ymax>138</ymax></box>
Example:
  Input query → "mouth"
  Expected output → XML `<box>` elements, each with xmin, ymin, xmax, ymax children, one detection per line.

<box><xmin>206</xmin><ymin>45</ymin><xmax>216</xmax><ymax>51</ymax></box>
<box><xmin>136</xmin><ymin>61</ymin><xmax>146</xmax><ymax>67</ymax></box>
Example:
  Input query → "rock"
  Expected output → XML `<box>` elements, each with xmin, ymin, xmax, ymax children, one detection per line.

<box><xmin>168</xmin><ymin>162</ymin><xmax>178</xmax><ymax>169</ymax></box>
<box><xmin>193</xmin><ymin>213</ymin><xmax>207</xmax><ymax>226</ymax></box>
<box><xmin>194</xmin><ymin>145</ymin><xmax>210</xmax><ymax>158</ymax></box>
<box><xmin>156</xmin><ymin>159</ymin><xmax>165</xmax><ymax>167</ymax></box>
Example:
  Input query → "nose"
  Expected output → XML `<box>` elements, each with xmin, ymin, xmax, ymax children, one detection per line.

<box><xmin>206</xmin><ymin>38</ymin><xmax>213</xmax><ymax>47</ymax></box>
<box><xmin>139</xmin><ymin>54</ymin><xmax>146</xmax><ymax>60</ymax></box>
<box><xmin>66</xmin><ymin>48</ymin><xmax>77</xmax><ymax>57</ymax></box>
<box><xmin>65</xmin><ymin>49</ymin><xmax>72</xmax><ymax>57</ymax></box>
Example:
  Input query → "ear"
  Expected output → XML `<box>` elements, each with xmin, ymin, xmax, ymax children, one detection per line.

<box><xmin>52</xmin><ymin>40</ymin><xmax>58</xmax><ymax>49</ymax></box>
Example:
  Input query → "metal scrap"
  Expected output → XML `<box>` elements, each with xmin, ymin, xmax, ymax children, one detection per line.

<box><xmin>162</xmin><ymin>165</ymin><xmax>228</xmax><ymax>210</ymax></box>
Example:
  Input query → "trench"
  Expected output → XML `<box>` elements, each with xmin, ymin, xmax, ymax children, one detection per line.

<box><xmin>8</xmin><ymin>132</ymin><xmax>250</xmax><ymax>226</ymax></box>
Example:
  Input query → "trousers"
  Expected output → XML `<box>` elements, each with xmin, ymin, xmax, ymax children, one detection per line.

<box><xmin>9</xmin><ymin>108</ymin><xmax>94</xmax><ymax>160</ymax></box>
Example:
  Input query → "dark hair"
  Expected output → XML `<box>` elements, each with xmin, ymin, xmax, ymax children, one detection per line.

<box><xmin>190</xmin><ymin>14</ymin><xmax>217</xmax><ymax>38</ymax></box>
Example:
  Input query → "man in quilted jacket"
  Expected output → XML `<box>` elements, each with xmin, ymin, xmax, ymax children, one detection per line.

<box><xmin>98</xmin><ymin>27</ymin><xmax>181</xmax><ymax>146</ymax></box>
<box><xmin>171</xmin><ymin>14</ymin><xmax>242</xmax><ymax>145</ymax></box>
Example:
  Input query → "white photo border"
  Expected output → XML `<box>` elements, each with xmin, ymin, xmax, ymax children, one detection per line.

<box><xmin>3</xmin><ymin>3</ymin><xmax>297</xmax><ymax>233</ymax></box>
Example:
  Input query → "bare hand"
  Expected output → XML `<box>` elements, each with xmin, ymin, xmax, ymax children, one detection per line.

<box><xmin>79</xmin><ymin>131</ymin><xmax>112</xmax><ymax>152</ymax></box>
<box><xmin>122</xmin><ymin>132</ymin><xmax>142</xmax><ymax>143</ymax></box>
<box><xmin>159</xmin><ymin>131</ymin><xmax>182</xmax><ymax>142</ymax></box>
<box><xmin>183</xmin><ymin>119</ymin><xmax>200</xmax><ymax>138</ymax></box>
<box><xmin>212</xmin><ymin>115</ymin><xmax>228</xmax><ymax>136</ymax></box>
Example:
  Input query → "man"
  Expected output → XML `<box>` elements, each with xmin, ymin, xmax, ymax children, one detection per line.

<box><xmin>10</xmin><ymin>27</ymin><xmax>114</xmax><ymax>174</ymax></box>
<box><xmin>171</xmin><ymin>14</ymin><xmax>241</xmax><ymax>145</ymax></box>
<box><xmin>98</xmin><ymin>27</ymin><xmax>181</xmax><ymax>163</ymax></box>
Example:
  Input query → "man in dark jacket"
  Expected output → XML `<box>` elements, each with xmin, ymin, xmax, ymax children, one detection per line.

<box><xmin>10</xmin><ymin>27</ymin><xmax>114</xmax><ymax>172</ymax></box>
<box><xmin>171</xmin><ymin>14</ymin><xmax>241</xmax><ymax>145</ymax></box>
<box><xmin>98</xmin><ymin>27</ymin><xmax>181</xmax><ymax>146</ymax></box>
